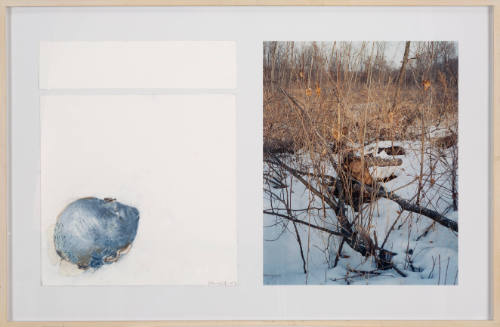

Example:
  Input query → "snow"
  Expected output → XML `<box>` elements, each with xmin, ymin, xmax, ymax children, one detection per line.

<box><xmin>264</xmin><ymin>138</ymin><xmax>458</xmax><ymax>285</ymax></box>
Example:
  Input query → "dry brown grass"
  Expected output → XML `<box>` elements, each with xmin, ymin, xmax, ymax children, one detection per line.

<box><xmin>264</xmin><ymin>81</ymin><xmax>457</xmax><ymax>152</ymax></box>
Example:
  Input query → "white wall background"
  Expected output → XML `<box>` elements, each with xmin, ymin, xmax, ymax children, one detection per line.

<box><xmin>9</xmin><ymin>6</ymin><xmax>491</xmax><ymax>321</ymax></box>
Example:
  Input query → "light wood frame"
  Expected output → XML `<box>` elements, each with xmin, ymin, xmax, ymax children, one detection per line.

<box><xmin>0</xmin><ymin>1</ymin><xmax>498</xmax><ymax>326</ymax></box>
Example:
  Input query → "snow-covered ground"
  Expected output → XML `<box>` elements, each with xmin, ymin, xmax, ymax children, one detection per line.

<box><xmin>264</xmin><ymin>139</ymin><xmax>458</xmax><ymax>285</ymax></box>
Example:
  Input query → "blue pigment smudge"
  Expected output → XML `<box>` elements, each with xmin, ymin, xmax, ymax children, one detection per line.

<box><xmin>54</xmin><ymin>197</ymin><xmax>140</xmax><ymax>270</ymax></box>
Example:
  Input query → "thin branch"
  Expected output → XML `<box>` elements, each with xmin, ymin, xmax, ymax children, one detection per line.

<box><xmin>263</xmin><ymin>210</ymin><xmax>344</xmax><ymax>237</ymax></box>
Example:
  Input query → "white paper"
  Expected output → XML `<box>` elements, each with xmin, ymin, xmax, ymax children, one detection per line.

<box><xmin>40</xmin><ymin>41</ymin><xmax>237</xmax><ymax>89</ymax></box>
<box><xmin>40</xmin><ymin>94</ymin><xmax>237</xmax><ymax>285</ymax></box>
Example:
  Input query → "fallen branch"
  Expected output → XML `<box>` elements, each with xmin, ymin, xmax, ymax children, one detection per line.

<box><xmin>263</xmin><ymin>209</ymin><xmax>395</xmax><ymax>266</ymax></box>
<box><xmin>268</xmin><ymin>156</ymin><xmax>458</xmax><ymax>233</ymax></box>
<box><xmin>263</xmin><ymin>210</ymin><xmax>343</xmax><ymax>237</ymax></box>
<box><xmin>376</xmin><ymin>186</ymin><xmax>458</xmax><ymax>232</ymax></box>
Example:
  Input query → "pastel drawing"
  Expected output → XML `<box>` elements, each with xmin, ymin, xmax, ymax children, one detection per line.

<box><xmin>54</xmin><ymin>197</ymin><xmax>140</xmax><ymax>270</ymax></box>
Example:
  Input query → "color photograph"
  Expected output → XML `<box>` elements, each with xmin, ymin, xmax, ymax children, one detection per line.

<box><xmin>263</xmin><ymin>41</ymin><xmax>458</xmax><ymax>285</ymax></box>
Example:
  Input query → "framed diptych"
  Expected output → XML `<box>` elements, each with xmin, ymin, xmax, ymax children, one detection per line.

<box><xmin>0</xmin><ymin>1</ymin><xmax>498</xmax><ymax>326</ymax></box>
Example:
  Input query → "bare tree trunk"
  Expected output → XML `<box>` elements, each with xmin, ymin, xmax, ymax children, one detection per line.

<box><xmin>391</xmin><ymin>41</ymin><xmax>411</xmax><ymax>112</ymax></box>
<box><xmin>270</xmin><ymin>41</ymin><xmax>278</xmax><ymax>90</ymax></box>
<box><xmin>416</xmin><ymin>105</ymin><xmax>425</xmax><ymax>207</ymax></box>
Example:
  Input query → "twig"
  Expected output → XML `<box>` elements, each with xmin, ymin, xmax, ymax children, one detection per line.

<box><xmin>391</xmin><ymin>264</ymin><xmax>408</xmax><ymax>277</ymax></box>
<box><xmin>263</xmin><ymin>210</ymin><xmax>344</xmax><ymax>237</ymax></box>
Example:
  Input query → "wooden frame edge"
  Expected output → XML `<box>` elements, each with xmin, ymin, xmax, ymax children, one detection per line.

<box><xmin>0</xmin><ymin>1</ymin><xmax>498</xmax><ymax>326</ymax></box>
<box><xmin>495</xmin><ymin>3</ymin><xmax>500</xmax><ymax>327</ymax></box>
<box><xmin>1</xmin><ymin>1</ymin><xmax>7</xmax><ymax>327</ymax></box>
<box><xmin>0</xmin><ymin>0</ymin><xmax>498</xmax><ymax>6</ymax></box>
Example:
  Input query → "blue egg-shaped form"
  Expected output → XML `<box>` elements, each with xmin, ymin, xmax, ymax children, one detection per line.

<box><xmin>54</xmin><ymin>197</ymin><xmax>140</xmax><ymax>270</ymax></box>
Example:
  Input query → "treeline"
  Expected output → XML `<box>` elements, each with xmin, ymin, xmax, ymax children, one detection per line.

<box><xmin>263</xmin><ymin>41</ymin><xmax>458</xmax><ymax>90</ymax></box>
